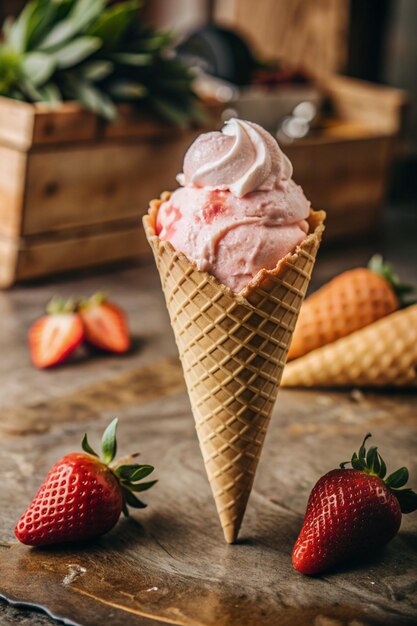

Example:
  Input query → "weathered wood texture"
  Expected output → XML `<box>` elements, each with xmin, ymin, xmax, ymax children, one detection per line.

<box><xmin>0</xmin><ymin>227</ymin><xmax>416</xmax><ymax>626</ymax></box>
<box><xmin>0</xmin><ymin>100</ymin><xmax>180</xmax><ymax>152</ymax></box>
<box><xmin>215</xmin><ymin>0</ymin><xmax>349</xmax><ymax>75</ymax></box>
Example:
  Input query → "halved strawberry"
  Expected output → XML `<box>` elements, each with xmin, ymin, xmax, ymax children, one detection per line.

<box><xmin>78</xmin><ymin>292</ymin><xmax>130</xmax><ymax>354</ymax></box>
<box><xmin>29</xmin><ymin>297</ymin><xmax>84</xmax><ymax>368</ymax></box>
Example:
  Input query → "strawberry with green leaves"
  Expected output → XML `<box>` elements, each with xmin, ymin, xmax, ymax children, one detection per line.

<box><xmin>292</xmin><ymin>434</ymin><xmax>417</xmax><ymax>575</ymax></box>
<box><xmin>15</xmin><ymin>418</ymin><xmax>156</xmax><ymax>546</ymax></box>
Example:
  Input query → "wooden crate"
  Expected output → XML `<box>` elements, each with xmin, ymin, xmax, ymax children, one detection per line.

<box><xmin>0</xmin><ymin>99</ymin><xmax>207</xmax><ymax>287</ymax></box>
<box><xmin>0</xmin><ymin>76</ymin><xmax>406</xmax><ymax>286</ymax></box>
<box><xmin>284</xmin><ymin>75</ymin><xmax>407</xmax><ymax>241</ymax></box>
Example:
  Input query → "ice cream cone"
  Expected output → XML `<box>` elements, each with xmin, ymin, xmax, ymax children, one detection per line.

<box><xmin>144</xmin><ymin>194</ymin><xmax>325</xmax><ymax>542</ymax></box>
<box><xmin>282</xmin><ymin>304</ymin><xmax>417</xmax><ymax>388</ymax></box>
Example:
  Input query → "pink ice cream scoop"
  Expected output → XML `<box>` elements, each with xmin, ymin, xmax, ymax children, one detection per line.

<box><xmin>156</xmin><ymin>118</ymin><xmax>310</xmax><ymax>293</ymax></box>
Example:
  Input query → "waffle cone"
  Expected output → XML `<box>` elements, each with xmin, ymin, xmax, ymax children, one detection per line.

<box><xmin>143</xmin><ymin>193</ymin><xmax>325</xmax><ymax>542</ymax></box>
<box><xmin>282</xmin><ymin>304</ymin><xmax>417</xmax><ymax>388</ymax></box>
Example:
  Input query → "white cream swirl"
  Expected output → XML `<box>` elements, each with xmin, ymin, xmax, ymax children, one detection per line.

<box><xmin>177</xmin><ymin>118</ymin><xmax>293</xmax><ymax>197</ymax></box>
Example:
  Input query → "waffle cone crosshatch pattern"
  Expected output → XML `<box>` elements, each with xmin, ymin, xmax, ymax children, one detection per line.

<box><xmin>144</xmin><ymin>194</ymin><xmax>325</xmax><ymax>542</ymax></box>
<box><xmin>282</xmin><ymin>303</ymin><xmax>417</xmax><ymax>388</ymax></box>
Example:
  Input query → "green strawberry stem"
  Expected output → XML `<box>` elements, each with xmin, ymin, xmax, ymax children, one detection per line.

<box><xmin>82</xmin><ymin>417</ymin><xmax>157</xmax><ymax>515</ymax></box>
<box><xmin>368</xmin><ymin>255</ymin><xmax>416</xmax><ymax>308</ymax></box>
<box><xmin>46</xmin><ymin>296</ymin><xmax>78</xmax><ymax>315</ymax></box>
<box><xmin>340</xmin><ymin>433</ymin><xmax>417</xmax><ymax>514</ymax></box>
<box><xmin>78</xmin><ymin>291</ymin><xmax>108</xmax><ymax>310</ymax></box>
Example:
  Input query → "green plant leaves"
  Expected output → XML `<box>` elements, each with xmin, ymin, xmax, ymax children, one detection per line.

<box><xmin>0</xmin><ymin>0</ymin><xmax>203</xmax><ymax>124</ymax></box>
<box><xmin>67</xmin><ymin>76</ymin><xmax>117</xmax><ymax>119</ymax></box>
<box><xmin>151</xmin><ymin>97</ymin><xmax>190</xmax><ymax>128</ymax></box>
<box><xmin>88</xmin><ymin>0</ymin><xmax>139</xmax><ymax>50</ymax></box>
<box><xmin>108</xmin><ymin>79</ymin><xmax>147</xmax><ymax>100</ymax></box>
<box><xmin>0</xmin><ymin>46</ymin><xmax>22</xmax><ymax>95</ymax></box>
<box><xmin>81</xmin><ymin>59</ymin><xmax>114</xmax><ymax>81</ymax></box>
<box><xmin>110</xmin><ymin>52</ymin><xmax>152</xmax><ymax>66</ymax></box>
<box><xmin>39</xmin><ymin>0</ymin><xmax>105</xmax><ymax>51</ymax></box>
<box><xmin>139</xmin><ymin>31</ymin><xmax>171</xmax><ymax>52</ymax></box>
<box><xmin>101</xmin><ymin>417</ymin><xmax>118</xmax><ymax>464</ymax></box>
<box><xmin>6</xmin><ymin>0</ymin><xmax>38</xmax><ymax>53</ymax></box>
<box><xmin>54</xmin><ymin>36</ymin><xmax>101</xmax><ymax>68</ymax></box>
<box><xmin>22</xmin><ymin>51</ymin><xmax>55</xmax><ymax>85</ymax></box>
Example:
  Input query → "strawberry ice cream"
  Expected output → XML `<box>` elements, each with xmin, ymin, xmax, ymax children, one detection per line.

<box><xmin>156</xmin><ymin>118</ymin><xmax>311</xmax><ymax>293</ymax></box>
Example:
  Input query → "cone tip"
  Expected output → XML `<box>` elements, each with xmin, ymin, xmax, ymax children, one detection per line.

<box><xmin>223</xmin><ymin>524</ymin><xmax>240</xmax><ymax>544</ymax></box>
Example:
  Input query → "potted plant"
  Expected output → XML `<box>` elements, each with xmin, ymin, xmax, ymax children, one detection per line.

<box><xmin>0</xmin><ymin>0</ymin><xmax>210</xmax><ymax>287</ymax></box>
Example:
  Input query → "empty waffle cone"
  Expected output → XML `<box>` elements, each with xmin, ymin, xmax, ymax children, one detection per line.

<box><xmin>144</xmin><ymin>194</ymin><xmax>325</xmax><ymax>542</ymax></box>
<box><xmin>282</xmin><ymin>304</ymin><xmax>417</xmax><ymax>388</ymax></box>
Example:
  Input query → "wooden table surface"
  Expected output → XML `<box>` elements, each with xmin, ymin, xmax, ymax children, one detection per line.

<box><xmin>0</xmin><ymin>207</ymin><xmax>416</xmax><ymax>626</ymax></box>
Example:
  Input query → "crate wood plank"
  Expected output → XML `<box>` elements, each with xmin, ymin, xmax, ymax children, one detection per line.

<box><xmin>0</xmin><ymin>99</ymin><xmax>97</xmax><ymax>149</ymax></box>
<box><xmin>0</xmin><ymin>97</ymin><xmax>35</xmax><ymax>151</ymax></box>
<box><xmin>101</xmin><ymin>104</ymin><xmax>222</xmax><ymax>141</ymax></box>
<box><xmin>0</xmin><ymin>146</ymin><xmax>27</xmax><ymax>237</ymax></box>
<box><xmin>0</xmin><ymin>237</ymin><xmax>18</xmax><ymax>287</ymax></box>
<box><xmin>0</xmin><ymin>358</ymin><xmax>416</xmax><ymax>626</ymax></box>
<box><xmin>21</xmin><ymin>134</ymin><xmax>196</xmax><ymax>236</ymax></box>
<box><xmin>100</xmin><ymin>105</ymin><xmax>180</xmax><ymax>140</ymax></box>
<box><xmin>13</xmin><ymin>225</ymin><xmax>147</xmax><ymax>282</ymax></box>
<box><xmin>321</xmin><ymin>76</ymin><xmax>407</xmax><ymax>134</ymax></box>
<box><xmin>286</xmin><ymin>135</ymin><xmax>393</xmax><ymax>239</ymax></box>
<box><xmin>32</xmin><ymin>103</ymin><xmax>98</xmax><ymax>146</ymax></box>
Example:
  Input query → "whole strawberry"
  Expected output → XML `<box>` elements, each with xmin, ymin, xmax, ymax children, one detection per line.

<box><xmin>15</xmin><ymin>419</ymin><xmax>156</xmax><ymax>546</ymax></box>
<box><xmin>292</xmin><ymin>434</ymin><xmax>417</xmax><ymax>575</ymax></box>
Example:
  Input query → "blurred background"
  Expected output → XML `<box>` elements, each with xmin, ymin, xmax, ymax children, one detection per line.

<box><xmin>0</xmin><ymin>0</ymin><xmax>416</xmax><ymax>288</ymax></box>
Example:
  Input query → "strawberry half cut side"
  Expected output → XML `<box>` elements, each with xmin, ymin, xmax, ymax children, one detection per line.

<box><xmin>15</xmin><ymin>418</ymin><xmax>157</xmax><ymax>547</ymax></box>
<box><xmin>29</xmin><ymin>297</ymin><xmax>84</xmax><ymax>368</ymax></box>
<box><xmin>292</xmin><ymin>434</ymin><xmax>417</xmax><ymax>575</ymax></box>
<box><xmin>78</xmin><ymin>292</ymin><xmax>131</xmax><ymax>354</ymax></box>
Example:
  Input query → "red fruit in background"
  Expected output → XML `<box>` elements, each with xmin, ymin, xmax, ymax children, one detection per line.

<box><xmin>79</xmin><ymin>292</ymin><xmax>130</xmax><ymax>354</ymax></box>
<box><xmin>292</xmin><ymin>434</ymin><xmax>417</xmax><ymax>575</ymax></box>
<box><xmin>15</xmin><ymin>418</ymin><xmax>157</xmax><ymax>547</ymax></box>
<box><xmin>29</xmin><ymin>297</ymin><xmax>84</xmax><ymax>368</ymax></box>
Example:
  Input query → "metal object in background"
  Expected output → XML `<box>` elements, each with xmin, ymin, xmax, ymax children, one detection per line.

<box><xmin>179</xmin><ymin>22</ymin><xmax>322</xmax><ymax>134</ymax></box>
<box><xmin>177</xmin><ymin>24</ymin><xmax>256</xmax><ymax>86</ymax></box>
<box><xmin>220</xmin><ymin>86</ymin><xmax>322</xmax><ymax>135</ymax></box>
